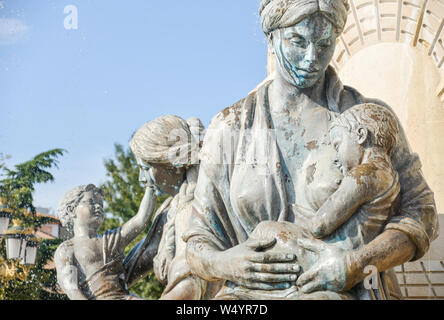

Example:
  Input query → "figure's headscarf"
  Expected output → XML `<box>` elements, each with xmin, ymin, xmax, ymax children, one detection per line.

<box><xmin>130</xmin><ymin>115</ymin><xmax>205</xmax><ymax>168</ymax></box>
<box><xmin>259</xmin><ymin>0</ymin><xmax>350</xmax><ymax>35</ymax></box>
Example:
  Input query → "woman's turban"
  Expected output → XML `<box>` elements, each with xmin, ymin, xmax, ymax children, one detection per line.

<box><xmin>259</xmin><ymin>0</ymin><xmax>350</xmax><ymax>35</ymax></box>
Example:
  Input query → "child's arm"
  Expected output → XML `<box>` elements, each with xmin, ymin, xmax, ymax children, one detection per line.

<box><xmin>54</xmin><ymin>243</ymin><xmax>88</xmax><ymax>300</ymax></box>
<box><xmin>311</xmin><ymin>173</ymin><xmax>374</xmax><ymax>239</ymax></box>
<box><xmin>120</xmin><ymin>185</ymin><xmax>157</xmax><ymax>248</ymax></box>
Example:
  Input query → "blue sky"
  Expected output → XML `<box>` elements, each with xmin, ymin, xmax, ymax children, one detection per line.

<box><xmin>0</xmin><ymin>0</ymin><xmax>269</xmax><ymax>214</ymax></box>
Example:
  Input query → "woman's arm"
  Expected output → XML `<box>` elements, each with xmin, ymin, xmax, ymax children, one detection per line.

<box><xmin>345</xmin><ymin>229</ymin><xmax>415</xmax><ymax>290</ymax></box>
<box><xmin>368</xmin><ymin>98</ymin><xmax>439</xmax><ymax>258</ymax></box>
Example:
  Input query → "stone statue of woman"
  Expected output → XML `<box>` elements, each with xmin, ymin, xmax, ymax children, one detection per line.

<box><xmin>184</xmin><ymin>0</ymin><xmax>440</xmax><ymax>300</ymax></box>
<box><xmin>123</xmin><ymin>115</ymin><xmax>222</xmax><ymax>300</ymax></box>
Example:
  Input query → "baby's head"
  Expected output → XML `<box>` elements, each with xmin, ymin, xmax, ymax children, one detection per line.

<box><xmin>329</xmin><ymin>103</ymin><xmax>399</xmax><ymax>171</ymax></box>
<box><xmin>58</xmin><ymin>184</ymin><xmax>104</xmax><ymax>234</ymax></box>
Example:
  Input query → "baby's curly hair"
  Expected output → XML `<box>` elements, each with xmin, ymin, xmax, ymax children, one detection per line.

<box><xmin>330</xmin><ymin>103</ymin><xmax>399</xmax><ymax>157</ymax></box>
<box><xmin>57</xmin><ymin>184</ymin><xmax>103</xmax><ymax>231</ymax></box>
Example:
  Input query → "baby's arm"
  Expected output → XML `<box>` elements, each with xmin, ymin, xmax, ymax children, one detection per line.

<box><xmin>311</xmin><ymin>172</ymin><xmax>374</xmax><ymax>239</ymax></box>
<box><xmin>54</xmin><ymin>242</ymin><xmax>87</xmax><ymax>300</ymax></box>
<box><xmin>120</xmin><ymin>185</ymin><xmax>157</xmax><ymax>248</ymax></box>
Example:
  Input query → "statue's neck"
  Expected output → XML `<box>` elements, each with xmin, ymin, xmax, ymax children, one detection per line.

<box><xmin>74</xmin><ymin>224</ymin><xmax>98</xmax><ymax>239</ymax></box>
<box><xmin>269</xmin><ymin>71</ymin><xmax>327</xmax><ymax>114</ymax></box>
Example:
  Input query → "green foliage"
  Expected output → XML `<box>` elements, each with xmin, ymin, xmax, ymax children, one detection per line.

<box><xmin>0</xmin><ymin>149</ymin><xmax>65</xmax><ymax>228</ymax></box>
<box><xmin>0</xmin><ymin>149</ymin><xmax>67</xmax><ymax>300</ymax></box>
<box><xmin>130</xmin><ymin>272</ymin><xmax>165</xmax><ymax>300</ymax></box>
<box><xmin>0</xmin><ymin>153</ymin><xmax>11</xmax><ymax>171</ymax></box>
<box><xmin>100</xmin><ymin>143</ymin><xmax>165</xmax><ymax>299</ymax></box>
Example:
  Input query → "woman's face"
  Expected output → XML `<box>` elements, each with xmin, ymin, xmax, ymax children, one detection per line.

<box><xmin>150</xmin><ymin>163</ymin><xmax>186</xmax><ymax>196</ymax></box>
<box><xmin>272</xmin><ymin>13</ymin><xmax>337</xmax><ymax>89</ymax></box>
<box><xmin>137</xmin><ymin>157</ymin><xmax>152</xmax><ymax>185</ymax></box>
<box><xmin>137</xmin><ymin>157</ymin><xmax>186</xmax><ymax>196</ymax></box>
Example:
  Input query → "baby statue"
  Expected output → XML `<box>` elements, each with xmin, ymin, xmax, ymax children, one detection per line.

<box><xmin>54</xmin><ymin>182</ymin><xmax>157</xmax><ymax>300</ymax></box>
<box><xmin>312</xmin><ymin>102</ymin><xmax>400</xmax><ymax>242</ymax></box>
<box><xmin>238</xmin><ymin>103</ymin><xmax>401</xmax><ymax>299</ymax></box>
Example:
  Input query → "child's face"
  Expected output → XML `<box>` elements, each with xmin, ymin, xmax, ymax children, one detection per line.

<box><xmin>73</xmin><ymin>189</ymin><xmax>104</xmax><ymax>231</ymax></box>
<box><xmin>330</xmin><ymin>126</ymin><xmax>364</xmax><ymax>172</ymax></box>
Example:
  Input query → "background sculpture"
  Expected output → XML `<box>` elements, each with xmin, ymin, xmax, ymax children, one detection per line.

<box><xmin>55</xmin><ymin>115</ymin><xmax>214</xmax><ymax>300</ymax></box>
<box><xmin>54</xmin><ymin>183</ymin><xmax>156</xmax><ymax>300</ymax></box>
<box><xmin>123</xmin><ymin>115</ymin><xmax>222</xmax><ymax>300</ymax></box>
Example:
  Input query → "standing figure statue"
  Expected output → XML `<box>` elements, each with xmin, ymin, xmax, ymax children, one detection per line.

<box><xmin>54</xmin><ymin>183</ymin><xmax>157</xmax><ymax>300</ymax></box>
<box><xmin>184</xmin><ymin>0</ymin><xmax>439</xmax><ymax>300</ymax></box>
<box><xmin>123</xmin><ymin>115</ymin><xmax>222</xmax><ymax>300</ymax></box>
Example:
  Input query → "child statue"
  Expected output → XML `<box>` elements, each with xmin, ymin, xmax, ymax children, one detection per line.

<box><xmin>54</xmin><ymin>182</ymin><xmax>157</xmax><ymax>300</ymax></box>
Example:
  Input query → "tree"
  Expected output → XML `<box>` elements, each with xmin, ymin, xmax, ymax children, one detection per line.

<box><xmin>101</xmin><ymin>143</ymin><xmax>166</xmax><ymax>299</ymax></box>
<box><xmin>0</xmin><ymin>149</ymin><xmax>65</xmax><ymax>226</ymax></box>
<box><xmin>0</xmin><ymin>153</ymin><xmax>11</xmax><ymax>171</ymax></box>
<box><xmin>0</xmin><ymin>149</ymin><xmax>67</xmax><ymax>300</ymax></box>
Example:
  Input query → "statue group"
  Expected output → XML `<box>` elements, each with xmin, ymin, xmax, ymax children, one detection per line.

<box><xmin>54</xmin><ymin>0</ymin><xmax>440</xmax><ymax>300</ymax></box>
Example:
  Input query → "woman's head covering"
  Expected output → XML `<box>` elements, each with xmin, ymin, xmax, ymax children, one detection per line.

<box><xmin>259</xmin><ymin>0</ymin><xmax>349</xmax><ymax>35</ymax></box>
<box><xmin>130</xmin><ymin>115</ymin><xmax>205</xmax><ymax>168</ymax></box>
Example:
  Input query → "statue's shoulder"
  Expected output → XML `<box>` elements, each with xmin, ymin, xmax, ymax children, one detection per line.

<box><xmin>209</xmin><ymin>79</ymin><xmax>272</xmax><ymax>131</ymax></box>
<box><xmin>200</xmin><ymin>97</ymin><xmax>248</xmax><ymax>164</ymax></box>
<box><xmin>55</xmin><ymin>239</ymin><xmax>74</xmax><ymax>259</ymax></box>
<box><xmin>208</xmin><ymin>97</ymin><xmax>247</xmax><ymax>131</ymax></box>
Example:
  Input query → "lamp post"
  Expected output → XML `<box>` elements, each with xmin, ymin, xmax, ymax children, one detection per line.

<box><xmin>0</xmin><ymin>202</ymin><xmax>12</xmax><ymax>235</ymax></box>
<box><xmin>21</xmin><ymin>239</ymin><xmax>39</xmax><ymax>266</ymax></box>
<box><xmin>3</xmin><ymin>223</ymin><xmax>29</xmax><ymax>261</ymax></box>
<box><xmin>2</xmin><ymin>221</ymin><xmax>39</xmax><ymax>265</ymax></box>
<box><xmin>0</xmin><ymin>211</ymin><xmax>11</xmax><ymax>235</ymax></box>
<box><xmin>0</xmin><ymin>205</ymin><xmax>40</xmax><ymax>279</ymax></box>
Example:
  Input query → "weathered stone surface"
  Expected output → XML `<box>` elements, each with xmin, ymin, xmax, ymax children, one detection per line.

<box><xmin>185</xmin><ymin>0</ymin><xmax>439</xmax><ymax>301</ymax></box>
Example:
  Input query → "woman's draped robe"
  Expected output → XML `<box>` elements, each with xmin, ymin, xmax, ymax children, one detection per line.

<box><xmin>184</xmin><ymin>66</ymin><xmax>439</xmax><ymax>300</ymax></box>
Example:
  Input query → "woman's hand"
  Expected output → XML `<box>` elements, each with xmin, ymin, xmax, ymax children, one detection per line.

<box><xmin>296</xmin><ymin>238</ymin><xmax>355</xmax><ymax>293</ymax></box>
<box><xmin>215</xmin><ymin>238</ymin><xmax>301</xmax><ymax>291</ymax></box>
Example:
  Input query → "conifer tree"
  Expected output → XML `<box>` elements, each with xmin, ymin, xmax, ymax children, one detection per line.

<box><xmin>0</xmin><ymin>149</ymin><xmax>67</xmax><ymax>300</ymax></box>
